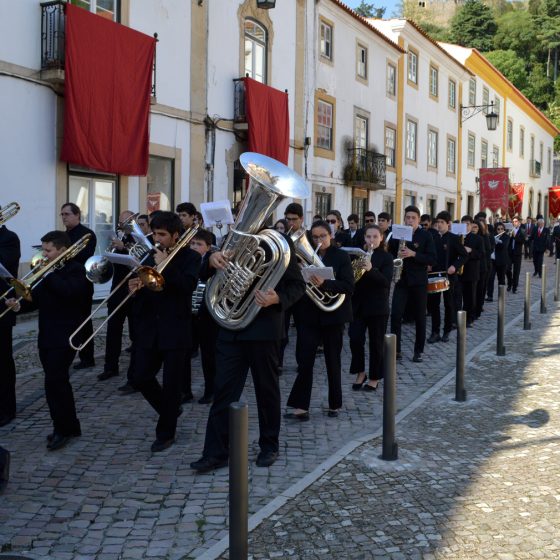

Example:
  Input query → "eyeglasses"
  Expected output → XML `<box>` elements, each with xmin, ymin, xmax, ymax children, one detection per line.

<box><xmin>326</xmin><ymin>219</ymin><xmax>337</xmax><ymax>224</ymax></box>
<box><xmin>285</xmin><ymin>216</ymin><xmax>299</xmax><ymax>221</ymax></box>
<box><xmin>420</xmin><ymin>223</ymin><xmax>429</xmax><ymax>228</ymax></box>
<box><xmin>312</xmin><ymin>234</ymin><xmax>330</xmax><ymax>240</ymax></box>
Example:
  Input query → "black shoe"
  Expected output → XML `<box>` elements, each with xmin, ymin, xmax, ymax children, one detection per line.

<box><xmin>190</xmin><ymin>456</ymin><xmax>228</xmax><ymax>473</ymax></box>
<box><xmin>352</xmin><ymin>374</ymin><xmax>366</xmax><ymax>391</ymax></box>
<box><xmin>427</xmin><ymin>333</ymin><xmax>441</xmax><ymax>344</ymax></box>
<box><xmin>0</xmin><ymin>414</ymin><xmax>15</xmax><ymax>428</ymax></box>
<box><xmin>256</xmin><ymin>450</ymin><xmax>278</xmax><ymax>467</ymax></box>
<box><xmin>512</xmin><ymin>289</ymin><xmax>517</xmax><ymax>294</ymax></box>
<box><xmin>412</xmin><ymin>353</ymin><xmax>423</xmax><ymax>363</ymax></box>
<box><xmin>284</xmin><ymin>411</ymin><xmax>310</xmax><ymax>421</ymax></box>
<box><xmin>47</xmin><ymin>429</ymin><xmax>80</xmax><ymax>442</ymax></box>
<box><xmin>485</xmin><ymin>297</ymin><xmax>493</xmax><ymax>302</ymax></box>
<box><xmin>507</xmin><ymin>285</ymin><xmax>512</xmax><ymax>292</ymax></box>
<box><xmin>118</xmin><ymin>382</ymin><xmax>137</xmax><ymax>394</ymax></box>
<box><xmin>327</xmin><ymin>410</ymin><xmax>339</xmax><ymax>418</ymax></box>
<box><xmin>97</xmin><ymin>370</ymin><xmax>118</xmax><ymax>381</ymax></box>
<box><xmin>362</xmin><ymin>383</ymin><xmax>378</xmax><ymax>392</ymax></box>
<box><xmin>74</xmin><ymin>360</ymin><xmax>95</xmax><ymax>370</ymax></box>
<box><xmin>181</xmin><ymin>393</ymin><xmax>194</xmax><ymax>404</ymax></box>
<box><xmin>198</xmin><ymin>395</ymin><xmax>213</xmax><ymax>404</ymax></box>
<box><xmin>533</xmin><ymin>272</ymin><xmax>538</xmax><ymax>277</ymax></box>
<box><xmin>442</xmin><ymin>333</ymin><xmax>450</xmax><ymax>343</ymax></box>
<box><xmin>47</xmin><ymin>433</ymin><xmax>72</xmax><ymax>451</ymax></box>
<box><xmin>150</xmin><ymin>437</ymin><xmax>175</xmax><ymax>453</ymax></box>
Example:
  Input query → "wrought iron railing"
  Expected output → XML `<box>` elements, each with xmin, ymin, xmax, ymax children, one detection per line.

<box><xmin>233</xmin><ymin>77</ymin><xmax>247</xmax><ymax>122</ymax></box>
<box><xmin>41</xmin><ymin>1</ymin><xmax>65</xmax><ymax>70</ymax></box>
<box><xmin>344</xmin><ymin>147</ymin><xmax>386</xmax><ymax>189</ymax></box>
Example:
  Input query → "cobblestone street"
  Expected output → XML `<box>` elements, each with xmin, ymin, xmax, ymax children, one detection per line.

<box><xmin>0</xmin><ymin>257</ymin><xmax>559</xmax><ymax>559</ymax></box>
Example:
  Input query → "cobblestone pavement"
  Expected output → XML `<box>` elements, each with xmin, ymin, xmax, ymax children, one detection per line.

<box><xmin>0</xmin><ymin>257</ymin><xmax>557</xmax><ymax>559</ymax></box>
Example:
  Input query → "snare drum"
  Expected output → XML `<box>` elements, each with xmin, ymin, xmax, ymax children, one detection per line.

<box><xmin>427</xmin><ymin>272</ymin><xmax>450</xmax><ymax>294</ymax></box>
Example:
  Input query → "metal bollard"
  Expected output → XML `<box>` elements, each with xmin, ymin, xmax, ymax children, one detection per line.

<box><xmin>455</xmin><ymin>310</ymin><xmax>467</xmax><ymax>402</ymax></box>
<box><xmin>381</xmin><ymin>334</ymin><xmax>398</xmax><ymax>461</ymax></box>
<box><xmin>229</xmin><ymin>402</ymin><xmax>248</xmax><ymax>560</ymax></box>
<box><xmin>555</xmin><ymin>259</ymin><xmax>560</xmax><ymax>302</ymax></box>
<box><xmin>540</xmin><ymin>263</ymin><xmax>547</xmax><ymax>314</ymax></box>
<box><xmin>496</xmin><ymin>285</ymin><xmax>506</xmax><ymax>356</ymax></box>
<box><xmin>524</xmin><ymin>272</ymin><xmax>532</xmax><ymax>330</ymax></box>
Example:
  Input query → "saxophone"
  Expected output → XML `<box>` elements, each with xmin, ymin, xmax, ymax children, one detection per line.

<box><xmin>392</xmin><ymin>238</ymin><xmax>405</xmax><ymax>282</ymax></box>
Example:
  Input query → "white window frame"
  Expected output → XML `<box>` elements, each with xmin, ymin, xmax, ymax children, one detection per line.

<box><xmin>320</xmin><ymin>19</ymin><xmax>333</xmax><ymax>61</ymax></box>
<box><xmin>447</xmin><ymin>137</ymin><xmax>456</xmax><ymax>175</ymax></box>
<box><xmin>467</xmin><ymin>133</ymin><xmax>476</xmax><ymax>168</ymax></box>
<box><xmin>520</xmin><ymin>127</ymin><xmax>525</xmax><ymax>158</ymax></box>
<box><xmin>406</xmin><ymin>119</ymin><xmax>417</xmax><ymax>162</ymax></box>
<box><xmin>386</xmin><ymin>62</ymin><xmax>396</xmax><ymax>97</ymax></box>
<box><xmin>492</xmin><ymin>146</ymin><xmax>499</xmax><ymax>168</ymax></box>
<box><xmin>385</xmin><ymin>125</ymin><xmax>396</xmax><ymax>168</ymax></box>
<box><xmin>407</xmin><ymin>49</ymin><xmax>418</xmax><ymax>85</ymax></box>
<box><xmin>244</xmin><ymin>19</ymin><xmax>267</xmax><ymax>83</ymax></box>
<box><xmin>468</xmin><ymin>78</ymin><xmax>476</xmax><ymax>106</ymax></box>
<box><xmin>427</xmin><ymin>129</ymin><xmax>438</xmax><ymax>168</ymax></box>
<box><xmin>316</xmin><ymin>99</ymin><xmax>334</xmax><ymax>151</ymax></box>
<box><xmin>507</xmin><ymin>119</ymin><xmax>513</xmax><ymax>151</ymax></box>
<box><xmin>356</xmin><ymin>43</ymin><xmax>367</xmax><ymax>80</ymax></box>
<box><xmin>429</xmin><ymin>64</ymin><xmax>438</xmax><ymax>98</ymax></box>
<box><xmin>448</xmin><ymin>79</ymin><xmax>456</xmax><ymax>109</ymax></box>
<box><xmin>481</xmin><ymin>139</ymin><xmax>488</xmax><ymax>168</ymax></box>
<box><xmin>482</xmin><ymin>87</ymin><xmax>490</xmax><ymax>114</ymax></box>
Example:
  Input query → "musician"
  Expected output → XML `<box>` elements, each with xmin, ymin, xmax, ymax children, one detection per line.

<box><xmin>475</xmin><ymin>211</ymin><xmax>494</xmax><ymax>235</ymax></box>
<box><xmin>506</xmin><ymin>215</ymin><xmax>526</xmax><ymax>293</ymax></box>
<box><xmin>349</xmin><ymin>224</ymin><xmax>393</xmax><ymax>391</ymax></box>
<box><xmin>459</xmin><ymin>215</ymin><xmax>483</xmax><ymax>327</ymax></box>
<box><xmin>530</xmin><ymin>215</ymin><xmax>549</xmax><ymax>277</ymax></box>
<box><xmin>285</xmin><ymin>220</ymin><xmax>354</xmax><ymax>418</ymax></box>
<box><xmin>176</xmin><ymin>202</ymin><xmax>197</xmax><ymax>230</ymax></box>
<box><xmin>284</xmin><ymin>202</ymin><xmax>305</xmax><ymax>234</ymax></box>
<box><xmin>473</xmin><ymin>220</ymin><xmax>491</xmax><ymax>318</ymax></box>
<box><xmin>137</xmin><ymin>214</ymin><xmax>151</xmax><ymax>236</ymax></box>
<box><xmin>427</xmin><ymin>211</ymin><xmax>467</xmax><ymax>344</ymax></box>
<box><xmin>389</xmin><ymin>206</ymin><xmax>436</xmax><ymax>362</ymax></box>
<box><xmin>6</xmin><ymin>231</ymin><xmax>90</xmax><ymax>450</ymax></box>
<box><xmin>60</xmin><ymin>203</ymin><xmax>97</xmax><ymax>370</ymax></box>
<box><xmin>524</xmin><ymin>216</ymin><xmax>534</xmax><ymax>259</ymax></box>
<box><xmin>346</xmin><ymin>213</ymin><xmax>364</xmax><ymax>248</ymax></box>
<box><xmin>364</xmin><ymin>211</ymin><xmax>376</xmax><ymax>225</ymax></box>
<box><xmin>128</xmin><ymin>212</ymin><xmax>200</xmax><ymax>452</ymax></box>
<box><xmin>0</xmin><ymin>215</ymin><xmax>21</xmax><ymax>427</ymax></box>
<box><xmin>326</xmin><ymin>211</ymin><xmax>351</xmax><ymax>248</ymax></box>
<box><xmin>377</xmin><ymin>212</ymin><xmax>392</xmax><ymax>242</ymax></box>
<box><xmin>552</xmin><ymin>219</ymin><xmax>560</xmax><ymax>260</ymax></box>
<box><xmin>191</xmin><ymin>232</ymin><xmax>306</xmax><ymax>472</ymax></box>
<box><xmin>487</xmin><ymin>222</ymin><xmax>510</xmax><ymax>301</ymax></box>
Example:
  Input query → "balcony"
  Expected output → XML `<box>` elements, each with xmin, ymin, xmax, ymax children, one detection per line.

<box><xmin>530</xmin><ymin>159</ymin><xmax>541</xmax><ymax>178</ymax></box>
<box><xmin>233</xmin><ymin>77</ymin><xmax>248</xmax><ymax>132</ymax></box>
<box><xmin>343</xmin><ymin>147</ymin><xmax>387</xmax><ymax>190</ymax></box>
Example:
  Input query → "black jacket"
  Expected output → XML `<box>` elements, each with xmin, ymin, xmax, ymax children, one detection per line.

<box><xmin>0</xmin><ymin>226</ymin><xmax>21</xmax><ymax>328</ymax></box>
<box><xmin>479</xmin><ymin>233</ymin><xmax>491</xmax><ymax>274</ymax></box>
<box><xmin>432</xmin><ymin>231</ymin><xmax>467</xmax><ymax>277</ymax></box>
<box><xmin>132</xmin><ymin>247</ymin><xmax>201</xmax><ymax>350</ymax></box>
<box><xmin>345</xmin><ymin>228</ymin><xmax>364</xmax><ymax>248</ymax></box>
<box><xmin>351</xmin><ymin>248</ymin><xmax>393</xmax><ymax>317</ymax></box>
<box><xmin>389</xmin><ymin>227</ymin><xmax>436</xmax><ymax>287</ymax></box>
<box><xmin>293</xmin><ymin>244</ymin><xmax>354</xmax><ymax>327</ymax></box>
<box><xmin>508</xmin><ymin>228</ymin><xmax>526</xmax><ymax>258</ymax></box>
<box><xmin>66</xmin><ymin>223</ymin><xmax>97</xmax><ymax>265</ymax></box>
<box><xmin>461</xmin><ymin>232</ymin><xmax>483</xmax><ymax>281</ymax></box>
<box><xmin>334</xmin><ymin>230</ymin><xmax>352</xmax><ymax>248</ymax></box>
<box><xmin>493</xmin><ymin>232</ymin><xmax>510</xmax><ymax>266</ymax></box>
<box><xmin>531</xmin><ymin>226</ymin><xmax>549</xmax><ymax>253</ymax></box>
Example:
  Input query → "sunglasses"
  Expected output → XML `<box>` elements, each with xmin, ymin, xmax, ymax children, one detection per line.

<box><xmin>420</xmin><ymin>223</ymin><xmax>429</xmax><ymax>228</ymax></box>
<box><xmin>365</xmin><ymin>219</ymin><xmax>375</xmax><ymax>223</ymax></box>
<box><xmin>326</xmin><ymin>219</ymin><xmax>337</xmax><ymax>224</ymax></box>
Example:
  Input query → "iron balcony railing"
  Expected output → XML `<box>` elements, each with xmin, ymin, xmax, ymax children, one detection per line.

<box><xmin>233</xmin><ymin>77</ymin><xmax>247</xmax><ymax>122</ymax></box>
<box><xmin>344</xmin><ymin>147</ymin><xmax>387</xmax><ymax>189</ymax></box>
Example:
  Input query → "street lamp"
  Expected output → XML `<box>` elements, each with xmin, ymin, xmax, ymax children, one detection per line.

<box><xmin>460</xmin><ymin>100</ymin><xmax>499</xmax><ymax>131</ymax></box>
<box><xmin>256</xmin><ymin>0</ymin><xmax>276</xmax><ymax>8</ymax></box>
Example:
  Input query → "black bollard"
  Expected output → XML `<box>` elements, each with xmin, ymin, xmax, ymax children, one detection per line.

<box><xmin>524</xmin><ymin>272</ymin><xmax>532</xmax><ymax>331</ymax></box>
<box><xmin>229</xmin><ymin>402</ymin><xmax>248</xmax><ymax>560</ymax></box>
<box><xmin>381</xmin><ymin>334</ymin><xmax>398</xmax><ymax>461</ymax></box>
<box><xmin>455</xmin><ymin>310</ymin><xmax>467</xmax><ymax>402</ymax></box>
<box><xmin>497</xmin><ymin>285</ymin><xmax>506</xmax><ymax>356</ymax></box>
<box><xmin>0</xmin><ymin>446</ymin><xmax>9</xmax><ymax>493</ymax></box>
<box><xmin>555</xmin><ymin>259</ymin><xmax>559</xmax><ymax>302</ymax></box>
<box><xmin>540</xmin><ymin>263</ymin><xmax>547</xmax><ymax>314</ymax></box>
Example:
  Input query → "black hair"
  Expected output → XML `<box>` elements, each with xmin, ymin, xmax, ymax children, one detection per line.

<box><xmin>378</xmin><ymin>212</ymin><xmax>392</xmax><ymax>221</ymax></box>
<box><xmin>137</xmin><ymin>214</ymin><xmax>149</xmax><ymax>222</ymax></box>
<box><xmin>347</xmin><ymin>213</ymin><xmax>359</xmax><ymax>223</ymax></box>
<box><xmin>312</xmin><ymin>214</ymin><xmax>323</xmax><ymax>221</ymax></box>
<box><xmin>461</xmin><ymin>215</ymin><xmax>474</xmax><ymax>224</ymax></box>
<box><xmin>274</xmin><ymin>218</ymin><xmax>289</xmax><ymax>231</ymax></box>
<box><xmin>436</xmin><ymin>211</ymin><xmax>452</xmax><ymax>223</ymax></box>
<box><xmin>61</xmin><ymin>202</ymin><xmax>80</xmax><ymax>216</ymax></box>
<box><xmin>420</xmin><ymin>214</ymin><xmax>432</xmax><ymax>223</ymax></box>
<box><xmin>364</xmin><ymin>210</ymin><xmax>376</xmax><ymax>219</ymax></box>
<box><xmin>193</xmin><ymin>229</ymin><xmax>213</xmax><ymax>246</ymax></box>
<box><xmin>310</xmin><ymin>219</ymin><xmax>332</xmax><ymax>236</ymax></box>
<box><xmin>176</xmin><ymin>202</ymin><xmax>197</xmax><ymax>215</ymax></box>
<box><xmin>284</xmin><ymin>202</ymin><xmax>304</xmax><ymax>217</ymax></box>
<box><xmin>474</xmin><ymin>211</ymin><xmax>487</xmax><ymax>220</ymax></box>
<box><xmin>41</xmin><ymin>230</ymin><xmax>71</xmax><ymax>249</ymax></box>
<box><xmin>150</xmin><ymin>211</ymin><xmax>183</xmax><ymax>235</ymax></box>
<box><xmin>404</xmin><ymin>205</ymin><xmax>420</xmax><ymax>217</ymax></box>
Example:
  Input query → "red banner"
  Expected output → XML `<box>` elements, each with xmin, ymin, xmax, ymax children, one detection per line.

<box><xmin>61</xmin><ymin>4</ymin><xmax>155</xmax><ymax>175</ymax></box>
<box><xmin>549</xmin><ymin>186</ymin><xmax>560</xmax><ymax>218</ymax></box>
<box><xmin>508</xmin><ymin>183</ymin><xmax>524</xmax><ymax>219</ymax></box>
<box><xmin>479</xmin><ymin>168</ymin><xmax>509</xmax><ymax>213</ymax></box>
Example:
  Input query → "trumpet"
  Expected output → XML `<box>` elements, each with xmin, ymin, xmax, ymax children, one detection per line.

<box><xmin>0</xmin><ymin>202</ymin><xmax>20</xmax><ymax>227</ymax></box>
<box><xmin>494</xmin><ymin>231</ymin><xmax>505</xmax><ymax>242</ymax></box>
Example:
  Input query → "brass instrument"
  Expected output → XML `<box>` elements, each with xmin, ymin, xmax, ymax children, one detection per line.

<box><xmin>292</xmin><ymin>227</ymin><xmax>345</xmax><ymax>311</ymax></box>
<box><xmin>0</xmin><ymin>202</ymin><xmax>20</xmax><ymax>227</ymax></box>
<box><xmin>192</xmin><ymin>280</ymin><xmax>206</xmax><ymax>315</ymax></box>
<box><xmin>353</xmin><ymin>245</ymin><xmax>374</xmax><ymax>283</ymax></box>
<box><xmin>0</xmin><ymin>234</ymin><xmax>92</xmax><ymax>319</ymax></box>
<box><xmin>392</xmin><ymin>238</ymin><xmax>405</xmax><ymax>283</ymax></box>
<box><xmin>205</xmin><ymin>152</ymin><xmax>310</xmax><ymax>330</ymax></box>
<box><xmin>0</xmin><ymin>252</ymin><xmax>46</xmax><ymax>308</ymax></box>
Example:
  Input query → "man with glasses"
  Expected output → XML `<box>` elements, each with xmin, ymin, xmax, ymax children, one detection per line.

<box><xmin>364</xmin><ymin>211</ymin><xmax>376</xmax><ymax>225</ymax></box>
<box><xmin>61</xmin><ymin>203</ymin><xmax>97</xmax><ymax>370</ymax></box>
<box><xmin>506</xmin><ymin>215</ymin><xmax>525</xmax><ymax>292</ymax></box>
<box><xmin>284</xmin><ymin>202</ymin><xmax>305</xmax><ymax>235</ymax></box>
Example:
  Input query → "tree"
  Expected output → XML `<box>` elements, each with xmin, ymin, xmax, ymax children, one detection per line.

<box><xmin>354</xmin><ymin>1</ymin><xmax>386</xmax><ymax>18</ymax></box>
<box><xmin>449</xmin><ymin>0</ymin><xmax>498</xmax><ymax>52</ymax></box>
<box><xmin>544</xmin><ymin>101</ymin><xmax>560</xmax><ymax>152</ymax></box>
<box><xmin>485</xmin><ymin>50</ymin><xmax>529</xmax><ymax>91</ymax></box>
<box><xmin>523</xmin><ymin>63</ymin><xmax>555</xmax><ymax>107</ymax></box>
<box><xmin>493</xmin><ymin>11</ymin><xmax>538</xmax><ymax>59</ymax></box>
<box><xmin>415</xmin><ymin>21</ymin><xmax>449</xmax><ymax>42</ymax></box>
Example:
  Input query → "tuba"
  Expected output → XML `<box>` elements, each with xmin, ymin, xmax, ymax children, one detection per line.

<box><xmin>205</xmin><ymin>153</ymin><xmax>309</xmax><ymax>330</ymax></box>
<box><xmin>0</xmin><ymin>202</ymin><xmax>20</xmax><ymax>227</ymax></box>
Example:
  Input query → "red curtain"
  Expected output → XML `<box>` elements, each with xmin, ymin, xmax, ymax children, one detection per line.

<box><xmin>479</xmin><ymin>168</ymin><xmax>509</xmax><ymax>213</ymax></box>
<box><xmin>244</xmin><ymin>77</ymin><xmax>290</xmax><ymax>164</ymax></box>
<box><xmin>549</xmin><ymin>186</ymin><xmax>560</xmax><ymax>218</ymax></box>
<box><xmin>508</xmin><ymin>183</ymin><xmax>525</xmax><ymax>218</ymax></box>
<box><xmin>61</xmin><ymin>4</ymin><xmax>156</xmax><ymax>175</ymax></box>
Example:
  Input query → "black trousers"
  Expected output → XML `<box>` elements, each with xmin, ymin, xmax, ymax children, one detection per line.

<box><xmin>428</xmin><ymin>280</ymin><xmax>455</xmax><ymax>335</ymax></box>
<box><xmin>460</xmin><ymin>279</ymin><xmax>477</xmax><ymax>323</ymax></box>
<box><xmin>391</xmin><ymin>283</ymin><xmax>427</xmax><ymax>354</ymax></box>
<box><xmin>287</xmin><ymin>323</ymin><xmax>344</xmax><ymax>411</ymax></box>
<box><xmin>524</xmin><ymin>239</ymin><xmax>532</xmax><ymax>258</ymax></box>
<box><xmin>507</xmin><ymin>255</ymin><xmax>523</xmax><ymax>289</ymax></box>
<box><xmin>533</xmin><ymin>251</ymin><xmax>545</xmax><ymax>276</ymax></box>
<box><xmin>348</xmin><ymin>315</ymin><xmax>388</xmax><ymax>380</ymax></box>
<box><xmin>476</xmin><ymin>270</ymin><xmax>488</xmax><ymax>316</ymax></box>
<box><xmin>0</xmin><ymin>325</ymin><xmax>16</xmax><ymax>418</ymax></box>
<box><xmin>39</xmin><ymin>347</ymin><xmax>81</xmax><ymax>436</ymax></box>
<box><xmin>487</xmin><ymin>263</ymin><xmax>507</xmax><ymax>298</ymax></box>
<box><xmin>133</xmin><ymin>347</ymin><xmax>185</xmax><ymax>441</ymax></box>
<box><xmin>196</xmin><ymin>313</ymin><xmax>218</xmax><ymax>397</ymax></box>
<box><xmin>78</xmin><ymin>300</ymin><xmax>95</xmax><ymax>364</ymax></box>
<box><xmin>203</xmin><ymin>339</ymin><xmax>281</xmax><ymax>460</ymax></box>
<box><xmin>104</xmin><ymin>295</ymin><xmax>134</xmax><ymax>373</ymax></box>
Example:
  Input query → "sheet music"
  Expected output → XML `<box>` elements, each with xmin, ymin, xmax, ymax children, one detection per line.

<box><xmin>104</xmin><ymin>252</ymin><xmax>141</xmax><ymax>268</ymax></box>
<box><xmin>200</xmin><ymin>200</ymin><xmax>234</xmax><ymax>227</ymax></box>
<box><xmin>451</xmin><ymin>223</ymin><xmax>468</xmax><ymax>235</ymax></box>
<box><xmin>391</xmin><ymin>224</ymin><xmax>413</xmax><ymax>241</ymax></box>
<box><xmin>301</xmin><ymin>266</ymin><xmax>335</xmax><ymax>283</ymax></box>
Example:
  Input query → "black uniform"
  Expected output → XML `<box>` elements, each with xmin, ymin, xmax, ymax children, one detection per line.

<box><xmin>389</xmin><ymin>228</ymin><xmax>436</xmax><ymax>355</ymax></box>
<box><xmin>201</xmin><ymin>238</ymin><xmax>305</xmax><ymax>461</ymax></box>
<box><xmin>552</xmin><ymin>225</ymin><xmax>560</xmax><ymax>259</ymax></box>
<box><xmin>524</xmin><ymin>222</ymin><xmax>534</xmax><ymax>258</ymax></box>
<box><xmin>288</xmin><ymin>245</ymin><xmax>354</xmax><ymax>412</ymax></box>
<box><xmin>0</xmin><ymin>226</ymin><xmax>21</xmax><ymax>424</ymax></box>
<box><xmin>530</xmin><ymin>226</ymin><xmax>549</xmax><ymax>277</ymax></box>
<box><xmin>460</xmin><ymin>231</ymin><xmax>483</xmax><ymax>325</ymax></box>
<box><xmin>66</xmin><ymin>223</ymin><xmax>97</xmax><ymax>365</ymax></box>
<box><xmin>506</xmin><ymin>227</ymin><xmax>525</xmax><ymax>291</ymax></box>
<box><xmin>348</xmin><ymin>248</ymin><xmax>393</xmax><ymax>380</ymax></box>
<box><xmin>476</xmin><ymin>232</ymin><xmax>491</xmax><ymax>317</ymax></box>
<box><xmin>488</xmin><ymin>232</ymin><xmax>509</xmax><ymax>299</ymax></box>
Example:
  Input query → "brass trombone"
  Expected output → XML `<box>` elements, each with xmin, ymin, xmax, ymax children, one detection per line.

<box><xmin>0</xmin><ymin>202</ymin><xmax>20</xmax><ymax>227</ymax></box>
<box><xmin>69</xmin><ymin>225</ymin><xmax>199</xmax><ymax>351</ymax></box>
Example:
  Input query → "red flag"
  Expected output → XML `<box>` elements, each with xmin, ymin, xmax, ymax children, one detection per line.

<box><xmin>244</xmin><ymin>77</ymin><xmax>290</xmax><ymax>165</ymax></box>
<box><xmin>479</xmin><ymin>168</ymin><xmax>509</xmax><ymax>213</ymax></box>
<box><xmin>508</xmin><ymin>183</ymin><xmax>524</xmax><ymax>219</ymax></box>
<box><xmin>61</xmin><ymin>4</ymin><xmax>155</xmax><ymax>175</ymax></box>
<box><xmin>549</xmin><ymin>186</ymin><xmax>560</xmax><ymax>218</ymax></box>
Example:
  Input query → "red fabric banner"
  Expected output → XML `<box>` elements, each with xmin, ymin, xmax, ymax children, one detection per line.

<box><xmin>479</xmin><ymin>168</ymin><xmax>509</xmax><ymax>213</ymax></box>
<box><xmin>61</xmin><ymin>4</ymin><xmax>155</xmax><ymax>175</ymax></box>
<box><xmin>549</xmin><ymin>186</ymin><xmax>560</xmax><ymax>218</ymax></box>
<box><xmin>508</xmin><ymin>183</ymin><xmax>525</xmax><ymax>219</ymax></box>
<box><xmin>244</xmin><ymin>77</ymin><xmax>290</xmax><ymax>164</ymax></box>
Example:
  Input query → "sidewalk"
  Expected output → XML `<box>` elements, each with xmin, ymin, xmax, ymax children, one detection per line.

<box><xmin>0</xmin><ymin>257</ymin><xmax>558</xmax><ymax>559</ymax></box>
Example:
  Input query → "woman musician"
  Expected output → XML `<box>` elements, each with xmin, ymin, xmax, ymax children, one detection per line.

<box><xmin>487</xmin><ymin>222</ymin><xmax>510</xmax><ymax>300</ymax></box>
<box><xmin>348</xmin><ymin>224</ymin><xmax>393</xmax><ymax>391</ymax></box>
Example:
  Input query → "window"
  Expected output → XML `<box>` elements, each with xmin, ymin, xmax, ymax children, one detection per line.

<box><xmin>320</xmin><ymin>19</ymin><xmax>333</xmax><ymax>60</ymax></box>
<box><xmin>482</xmin><ymin>87</ymin><xmax>489</xmax><ymax>114</ymax></box>
<box><xmin>468</xmin><ymin>78</ymin><xmax>476</xmax><ymax>106</ymax></box>
<box><xmin>448</xmin><ymin>79</ymin><xmax>456</xmax><ymax>109</ymax></box>
<box><xmin>406</xmin><ymin>119</ymin><xmax>417</xmax><ymax>161</ymax></box>
<box><xmin>357</xmin><ymin>44</ymin><xmax>367</xmax><ymax>80</ymax></box>
<box><xmin>407</xmin><ymin>48</ymin><xmax>418</xmax><ymax>85</ymax></box>
<box><xmin>315</xmin><ymin>191</ymin><xmax>332</xmax><ymax>218</ymax></box>
<box><xmin>492</xmin><ymin>146</ymin><xmax>499</xmax><ymax>167</ymax></box>
<box><xmin>427</xmin><ymin>129</ymin><xmax>438</xmax><ymax>168</ymax></box>
<box><xmin>429</xmin><ymin>65</ymin><xmax>438</xmax><ymax>98</ymax></box>
<box><xmin>71</xmin><ymin>0</ymin><xmax>119</xmax><ymax>21</ymax></box>
<box><xmin>147</xmin><ymin>156</ymin><xmax>174</xmax><ymax>213</ymax></box>
<box><xmin>520</xmin><ymin>127</ymin><xmax>525</xmax><ymax>158</ymax></box>
<box><xmin>548</xmin><ymin>148</ymin><xmax>552</xmax><ymax>174</ymax></box>
<box><xmin>386</xmin><ymin>62</ymin><xmax>396</xmax><ymax>96</ymax></box>
<box><xmin>385</xmin><ymin>126</ymin><xmax>396</xmax><ymax>168</ymax></box>
<box><xmin>530</xmin><ymin>135</ymin><xmax>535</xmax><ymax>161</ymax></box>
<box><xmin>354</xmin><ymin>115</ymin><xmax>368</xmax><ymax>149</ymax></box>
<box><xmin>244</xmin><ymin>19</ymin><xmax>267</xmax><ymax>83</ymax></box>
<box><xmin>428</xmin><ymin>198</ymin><xmax>437</xmax><ymax>218</ymax></box>
<box><xmin>383</xmin><ymin>197</ymin><xmax>395</xmax><ymax>217</ymax></box>
<box><xmin>467</xmin><ymin>195</ymin><xmax>474</xmax><ymax>217</ymax></box>
<box><xmin>481</xmin><ymin>139</ymin><xmax>488</xmax><ymax>168</ymax></box>
<box><xmin>467</xmin><ymin>133</ymin><xmax>475</xmax><ymax>168</ymax></box>
<box><xmin>507</xmin><ymin>119</ymin><xmax>513</xmax><ymax>151</ymax></box>
<box><xmin>316</xmin><ymin>98</ymin><xmax>334</xmax><ymax>153</ymax></box>
<box><xmin>540</xmin><ymin>142</ymin><xmax>544</xmax><ymax>168</ymax></box>
<box><xmin>447</xmin><ymin>137</ymin><xmax>456</xmax><ymax>174</ymax></box>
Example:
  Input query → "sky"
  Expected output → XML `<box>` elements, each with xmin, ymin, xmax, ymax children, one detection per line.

<box><xmin>343</xmin><ymin>0</ymin><xmax>402</xmax><ymax>19</ymax></box>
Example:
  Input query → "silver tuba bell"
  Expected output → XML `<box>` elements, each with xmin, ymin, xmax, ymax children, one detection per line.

<box><xmin>205</xmin><ymin>152</ymin><xmax>310</xmax><ymax>330</ymax></box>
